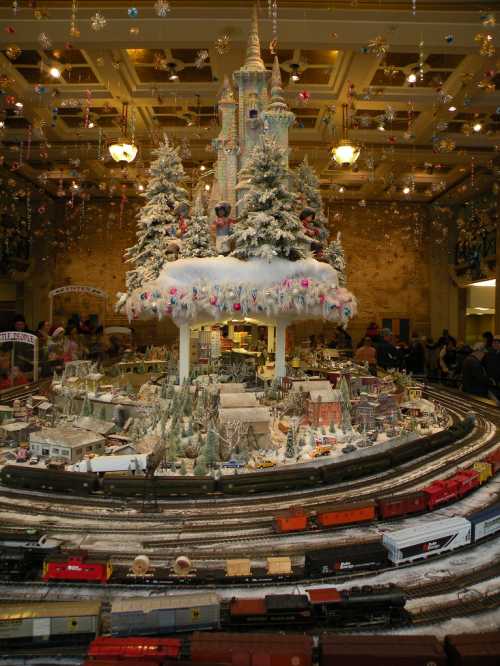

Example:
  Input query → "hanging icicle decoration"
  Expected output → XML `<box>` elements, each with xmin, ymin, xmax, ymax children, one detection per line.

<box><xmin>97</xmin><ymin>127</ymin><xmax>103</xmax><ymax>159</ymax></box>
<box><xmin>70</xmin><ymin>0</ymin><xmax>80</xmax><ymax>38</ymax></box>
<box><xmin>412</xmin><ymin>0</ymin><xmax>416</xmax><ymax>16</ymax></box>
<box><xmin>418</xmin><ymin>37</ymin><xmax>425</xmax><ymax>81</ymax></box>
<box><xmin>269</xmin><ymin>0</ymin><xmax>278</xmax><ymax>54</ymax></box>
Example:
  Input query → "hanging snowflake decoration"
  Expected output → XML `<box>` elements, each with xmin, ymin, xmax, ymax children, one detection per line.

<box><xmin>475</xmin><ymin>32</ymin><xmax>495</xmax><ymax>57</ymax></box>
<box><xmin>366</xmin><ymin>35</ymin><xmax>389</xmax><ymax>58</ymax></box>
<box><xmin>154</xmin><ymin>0</ymin><xmax>170</xmax><ymax>17</ymax></box>
<box><xmin>481</xmin><ymin>13</ymin><xmax>496</xmax><ymax>27</ymax></box>
<box><xmin>195</xmin><ymin>49</ymin><xmax>209</xmax><ymax>69</ymax></box>
<box><xmin>153</xmin><ymin>51</ymin><xmax>169</xmax><ymax>70</ymax></box>
<box><xmin>436</xmin><ymin>90</ymin><xmax>453</xmax><ymax>105</ymax></box>
<box><xmin>214</xmin><ymin>33</ymin><xmax>231</xmax><ymax>55</ymax></box>
<box><xmin>5</xmin><ymin>44</ymin><xmax>20</xmax><ymax>60</ymax></box>
<box><xmin>382</xmin><ymin>63</ymin><xmax>399</xmax><ymax>79</ymax></box>
<box><xmin>384</xmin><ymin>105</ymin><xmax>395</xmax><ymax>122</ymax></box>
<box><xmin>434</xmin><ymin>137</ymin><xmax>456</xmax><ymax>153</ymax></box>
<box><xmin>127</xmin><ymin>7</ymin><xmax>139</xmax><ymax>18</ymax></box>
<box><xmin>38</xmin><ymin>32</ymin><xmax>52</xmax><ymax>49</ymax></box>
<box><xmin>90</xmin><ymin>12</ymin><xmax>107</xmax><ymax>32</ymax></box>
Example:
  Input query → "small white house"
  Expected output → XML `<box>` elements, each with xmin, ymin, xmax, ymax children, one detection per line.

<box><xmin>29</xmin><ymin>427</ymin><xmax>106</xmax><ymax>463</ymax></box>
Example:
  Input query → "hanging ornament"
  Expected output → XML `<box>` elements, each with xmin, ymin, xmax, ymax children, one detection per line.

<box><xmin>412</xmin><ymin>0</ymin><xmax>417</xmax><ymax>16</ymax></box>
<box><xmin>478</xmin><ymin>77</ymin><xmax>496</xmax><ymax>93</ymax></box>
<box><xmin>69</xmin><ymin>0</ymin><xmax>80</xmax><ymax>38</ymax></box>
<box><xmin>298</xmin><ymin>90</ymin><xmax>311</xmax><ymax>103</ymax></box>
<box><xmin>475</xmin><ymin>32</ymin><xmax>495</xmax><ymax>57</ymax></box>
<box><xmin>434</xmin><ymin>137</ymin><xmax>456</xmax><ymax>153</ymax></box>
<box><xmin>366</xmin><ymin>35</ymin><xmax>389</xmax><ymax>58</ymax></box>
<box><xmin>5</xmin><ymin>44</ymin><xmax>21</xmax><ymax>60</ymax></box>
<box><xmin>129</xmin><ymin>27</ymin><xmax>140</xmax><ymax>36</ymax></box>
<box><xmin>154</xmin><ymin>0</ymin><xmax>170</xmax><ymax>17</ymax></box>
<box><xmin>384</xmin><ymin>105</ymin><xmax>395</xmax><ymax>122</ymax></box>
<box><xmin>4</xmin><ymin>26</ymin><xmax>15</xmax><ymax>34</ymax></box>
<box><xmin>12</xmin><ymin>1</ymin><xmax>18</xmax><ymax>14</ymax></box>
<box><xmin>214</xmin><ymin>33</ymin><xmax>231</xmax><ymax>55</ymax></box>
<box><xmin>481</xmin><ymin>13</ymin><xmax>496</xmax><ymax>27</ymax></box>
<box><xmin>90</xmin><ymin>12</ymin><xmax>107</xmax><ymax>31</ymax></box>
<box><xmin>38</xmin><ymin>32</ymin><xmax>52</xmax><ymax>49</ymax></box>
<box><xmin>127</xmin><ymin>7</ymin><xmax>139</xmax><ymax>18</ymax></box>
<box><xmin>445</xmin><ymin>34</ymin><xmax>454</xmax><ymax>44</ymax></box>
<box><xmin>195</xmin><ymin>49</ymin><xmax>209</xmax><ymax>69</ymax></box>
<box><xmin>268</xmin><ymin>0</ymin><xmax>278</xmax><ymax>54</ymax></box>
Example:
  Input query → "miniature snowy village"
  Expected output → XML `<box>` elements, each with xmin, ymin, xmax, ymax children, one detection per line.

<box><xmin>0</xmin><ymin>7</ymin><xmax>449</xmax><ymax>478</ymax></box>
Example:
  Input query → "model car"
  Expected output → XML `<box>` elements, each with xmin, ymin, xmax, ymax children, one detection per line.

<box><xmin>222</xmin><ymin>459</ymin><xmax>245</xmax><ymax>469</ymax></box>
<box><xmin>29</xmin><ymin>456</ymin><xmax>39</xmax><ymax>465</ymax></box>
<box><xmin>310</xmin><ymin>446</ymin><xmax>332</xmax><ymax>459</ymax></box>
<box><xmin>256</xmin><ymin>460</ymin><xmax>276</xmax><ymax>469</ymax></box>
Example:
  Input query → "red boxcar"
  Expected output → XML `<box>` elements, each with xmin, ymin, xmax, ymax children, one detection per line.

<box><xmin>43</xmin><ymin>552</ymin><xmax>112</xmax><ymax>584</ymax></box>
<box><xmin>320</xmin><ymin>635</ymin><xmax>447</xmax><ymax>666</ymax></box>
<box><xmin>191</xmin><ymin>632</ymin><xmax>313</xmax><ymax>666</ymax></box>
<box><xmin>315</xmin><ymin>501</ymin><xmax>376</xmax><ymax>528</ymax></box>
<box><xmin>422</xmin><ymin>479</ymin><xmax>460</xmax><ymax>510</ymax></box>
<box><xmin>86</xmin><ymin>637</ymin><xmax>182</xmax><ymax>664</ymax></box>
<box><xmin>485</xmin><ymin>448</ymin><xmax>500</xmax><ymax>475</ymax></box>
<box><xmin>451</xmin><ymin>469</ymin><xmax>480</xmax><ymax>497</ymax></box>
<box><xmin>377</xmin><ymin>492</ymin><xmax>428</xmax><ymax>519</ymax></box>
<box><xmin>273</xmin><ymin>508</ymin><xmax>309</xmax><ymax>533</ymax></box>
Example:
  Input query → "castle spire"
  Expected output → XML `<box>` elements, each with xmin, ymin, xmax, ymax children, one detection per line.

<box><xmin>243</xmin><ymin>4</ymin><xmax>265</xmax><ymax>72</ymax></box>
<box><xmin>220</xmin><ymin>75</ymin><xmax>235</xmax><ymax>103</ymax></box>
<box><xmin>267</xmin><ymin>56</ymin><xmax>287</xmax><ymax>111</ymax></box>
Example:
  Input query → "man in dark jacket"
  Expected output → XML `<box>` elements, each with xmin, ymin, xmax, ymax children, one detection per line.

<box><xmin>484</xmin><ymin>334</ymin><xmax>500</xmax><ymax>396</ymax></box>
<box><xmin>462</xmin><ymin>344</ymin><xmax>489</xmax><ymax>397</ymax></box>
<box><xmin>375</xmin><ymin>328</ymin><xmax>399</xmax><ymax>371</ymax></box>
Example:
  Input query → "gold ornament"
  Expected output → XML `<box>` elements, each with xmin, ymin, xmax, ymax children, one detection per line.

<box><xmin>367</xmin><ymin>35</ymin><xmax>389</xmax><ymax>58</ymax></box>
<box><xmin>214</xmin><ymin>33</ymin><xmax>231</xmax><ymax>55</ymax></box>
<box><xmin>5</xmin><ymin>44</ymin><xmax>21</xmax><ymax>60</ymax></box>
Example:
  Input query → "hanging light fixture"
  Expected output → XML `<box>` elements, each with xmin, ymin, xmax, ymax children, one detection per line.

<box><xmin>290</xmin><ymin>63</ymin><xmax>301</xmax><ymax>82</ymax></box>
<box><xmin>109</xmin><ymin>102</ymin><xmax>138</xmax><ymax>163</ymax></box>
<box><xmin>331</xmin><ymin>103</ymin><xmax>360</xmax><ymax>167</ymax></box>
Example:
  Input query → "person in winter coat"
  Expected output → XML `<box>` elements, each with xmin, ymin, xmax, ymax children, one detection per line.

<box><xmin>375</xmin><ymin>329</ymin><xmax>399</xmax><ymax>371</ymax></box>
<box><xmin>462</xmin><ymin>343</ymin><xmax>489</xmax><ymax>397</ymax></box>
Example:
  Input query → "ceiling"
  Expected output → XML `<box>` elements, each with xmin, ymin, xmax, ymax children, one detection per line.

<box><xmin>0</xmin><ymin>1</ymin><xmax>498</xmax><ymax>204</ymax></box>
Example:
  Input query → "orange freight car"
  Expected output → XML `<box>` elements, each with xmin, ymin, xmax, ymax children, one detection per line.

<box><xmin>272</xmin><ymin>507</ymin><xmax>309</xmax><ymax>533</ymax></box>
<box><xmin>314</xmin><ymin>501</ymin><xmax>376</xmax><ymax>528</ymax></box>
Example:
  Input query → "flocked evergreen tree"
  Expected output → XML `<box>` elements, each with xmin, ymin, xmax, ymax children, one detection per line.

<box><xmin>324</xmin><ymin>231</ymin><xmax>347</xmax><ymax>287</ymax></box>
<box><xmin>179</xmin><ymin>195</ymin><xmax>216</xmax><ymax>259</ymax></box>
<box><xmin>294</xmin><ymin>156</ymin><xmax>328</xmax><ymax>240</ymax></box>
<box><xmin>125</xmin><ymin>135</ymin><xmax>189</xmax><ymax>292</ymax></box>
<box><xmin>231</xmin><ymin>139</ymin><xmax>309</xmax><ymax>262</ymax></box>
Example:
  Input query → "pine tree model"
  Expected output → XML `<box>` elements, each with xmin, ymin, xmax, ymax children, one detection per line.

<box><xmin>179</xmin><ymin>195</ymin><xmax>216</xmax><ymax>259</ymax></box>
<box><xmin>294</xmin><ymin>156</ymin><xmax>328</xmax><ymax>240</ymax></box>
<box><xmin>324</xmin><ymin>231</ymin><xmax>347</xmax><ymax>287</ymax></box>
<box><xmin>231</xmin><ymin>138</ymin><xmax>309</xmax><ymax>262</ymax></box>
<box><xmin>125</xmin><ymin>135</ymin><xmax>189</xmax><ymax>292</ymax></box>
<box><xmin>285</xmin><ymin>429</ymin><xmax>295</xmax><ymax>458</ymax></box>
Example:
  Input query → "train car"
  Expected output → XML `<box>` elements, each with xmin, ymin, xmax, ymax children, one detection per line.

<box><xmin>102</xmin><ymin>475</ymin><xmax>216</xmax><ymax>498</ymax></box>
<box><xmin>308</xmin><ymin>585</ymin><xmax>408</xmax><ymax>627</ymax></box>
<box><xmin>472</xmin><ymin>461</ymin><xmax>492</xmax><ymax>484</ymax></box>
<box><xmin>468</xmin><ymin>502</ymin><xmax>500</xmax><ymax>542</ymax></box>
<box><xmin>0</xmin><ymin>601</ymin><xmax>101</xmax><ymax>648</ymax></box>
<box><xmin>111</xmin><ymin>593</ymin><xmax>220</xmax><ymax>637</ymax></box>
<box><xmin>377</xmin><ymin>491</ymin><xmax>428</xmax><ymax>519</ymax></box>
<box><xmin>43</xmin><ymin>552</ymin><xmax>112</xmax><ymax>584</ymax></box>
<box><xmin>0</xmin><ymin>464</ymin><xmax>98</xmax><ymax>495</ymax></box>
<box><xmin>382</xmin><ymin>516</ymin><xmax>471</xmax><ymax>565</ymax></box>
<box><xmin>320</xmin><ymin>635</ymin><xmax>447</xmax><ymax>666</ymax></box>
<box><xmin>444</xmin><ymin>631</ymin><xmax>500</xmax><ymax>665</ymax></box>
<box><xmin>228</xmin><ymin>594</ymin><xmax>312</xmax><ymax>628</ymax></box>
<box><xmin>304</xmin><ymin>541</ymin><xmax>388</xmax><ymax>577</ymax></box>
<box><xmin>315</xmin><ymin>501</ymin><xmax>376</xmax><ymax>528</ymax></box>
<box><xmin>451</xmin><ymin>469</ymin><xmax>481</xmax><ymax>496</ymax></box>
<box><xmin>85</xmin><ymin>636</ymin><xmax>182</xmax><ymax>665</ymax></box>
<box><xmin>320</xmin><ymin>452</ymin><xmax>392</xmax><ymax>485</ymax></box>
<box><xmin>190</xmin><ymin>632</ymin><xmax>314</xmax><ymax>666</ymax></box>
<box><xmin>273</xmin><ymin>508</ymin><xmax>309</xmax><ymax>533</ymax></box>
<box><xmin>218</xmin><ymin>467</ymin><xmax>321</xmax><ymax>495</ymax></box>
<box><xmin>485</xmin><ymin>448</ymin><xmax>500</xmax><ymax>475</ymax></box>
<box><xmin>421</xmin><ymin>479</ymin><xmax>460</xmax><ymax>510</ymax></box>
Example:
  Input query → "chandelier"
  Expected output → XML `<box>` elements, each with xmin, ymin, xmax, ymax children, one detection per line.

<box><xmin>109</xmin><ymin>103</ymin><xmax>138</xmax><ymax>163</ymax></box>
<box><xmin>331</xmin><ymin>103</ymin><xmax>360</xmax><ymax>167</ymax></box>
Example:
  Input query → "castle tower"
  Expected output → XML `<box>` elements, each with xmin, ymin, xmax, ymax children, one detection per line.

<box><xmin>233</xmin><ymin>5</ymin><xmax>271</xmax><ymax>212</ymax></box>
<box><xmin>263</xmin><ymin>56</ymin><xmax>295</xmax><ymax>167</ymax></box>
<box><xmin>212</xmin><ymin>75</ymin><xmax>238</xmax><ymax>211</ymax></box>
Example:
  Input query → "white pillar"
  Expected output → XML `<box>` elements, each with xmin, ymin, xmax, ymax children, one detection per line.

<box><xmin>267</xmin><ymin>325</ymin><xmax>275</xmax><ymax>353</ymax></box>
<box><xmin>275</xmin><ymin>320</ymin><xmax>287</xmax><ymax>379</ymax></box>
<box><xmin>179</xmin><ymin>324</ymin><xmax>190</xmax><ymax>383</ymax></box>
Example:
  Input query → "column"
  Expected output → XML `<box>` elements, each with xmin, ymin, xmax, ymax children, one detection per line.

<box><xmin>275</xmin><ymin>320</ymin><xmax>287</xmax><ymax>379</ymax></box>
<box><xmin>496</xmin><ymin>216</ymin><xmax>500</xmax><ymax>333</ymax></box>
<box><xmin>267</xmin><ymin>325</ymin><xmax>275</xmax><ymax>353</ymax></box>
<box><xmin>178</xmin><ymin>324</ymin><xmax>190</xmax><ymax>383</ymax></box>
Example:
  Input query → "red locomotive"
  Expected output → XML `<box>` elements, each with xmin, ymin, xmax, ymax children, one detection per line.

<box><xmin>43</xmin><ymin>551</ymin><xmax>112</xmax><ymax>584</ymax></box>
<box><xmin>273</xmin><ymin>448</ymin><xmax>498</xmax><ymax>534</ymax></box>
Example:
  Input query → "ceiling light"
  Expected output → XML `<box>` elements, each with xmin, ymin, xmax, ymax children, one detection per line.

<box><xmin>71</xmin><ymin>181</ymin><xmax>79</xmax><ymax>190</ymax></box>
<box><xmin>377</xmin><ymin>123</ymin><xmax>385</xmax><ymax>132</ymax></box>
<box><xmin>138</xmin><ymin>183</ymin><xmax>144</xmax><ymax>192</ymax></box>
<box><xmin>168</xmin><ymin>63</ymin><xmax>179</xmax><ymax>81</ymax></box>
<box><xmin>109</xmin><ymin>140</ymin><xmax>138</xmax><ymax>163</ymax></box>
<box><xmin>331</xmin><ymin>103</ymin><xmax>361</xmax><ymax>167</ymax></box>
<box><xmin>407</xmin><ymin>72</ymin><xmax>417</xmax><ymax>84</ymax></box>
<box><xmin>200</xmin><ymin>165</ymin><xmax>206</xmax><ymax>172</ymax></box>
<box><xmin>468</xmin><ymin>279</ymin><xmax>496</xmax><ymax>287</ymax></box>
<box><xmin>204</xmin><ymin>183</ymin><xmax>211</xmax><ymax>191</ymax></box>
<box><xmin>49</xmin><ymin>66</ymin><xmax>61</xmax><ymax>79</ymax></box>
<box><xmin>339</xmin><ymin>186</ymin><xmax>345</xmax><ymax>193</ymax></box>
<box><xmin>290</xmin><ymin>63</ymin><xmax>300</xmax><ymax>82</ymax></box>
<box><xmin>473</xmin><ymin>122</ymin><xmax>482</xmax><ymax>132</ymax></box>
<box><xmin>88</xmin><ymin>121</ymin><xmax>95</xmax><ymax>129</ymax></box>
<box><xmin>0</xmin><ymin>121</ymin><xmax>4</xmax><ymax>129</ymax></box>
<box><xmin>403</xmin><ymin>186</ymin><xmax>411</xmax><ymax>194</ymax></box>
<box><xmin>15</xmin><ymin>101</ymin><xmax>23</xmax><ymax>109</ymax></box>
<box><xmin>448</xmin><ymin>105</ymin><xmax>457</xmax><ymax>112</ymax></box>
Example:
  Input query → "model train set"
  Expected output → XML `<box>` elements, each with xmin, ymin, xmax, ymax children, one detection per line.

<box><xmin>0</xmin><ymin>416</ymin><xmax>476</xmax><ymax>498</ymax></box>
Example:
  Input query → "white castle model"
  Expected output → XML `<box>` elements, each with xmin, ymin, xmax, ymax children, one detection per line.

<box><xmin>118</xmin><ymin>6</ymin><xmax>357</xmax><ymax>381</ymax></box>
<box><xmin>211</xmin><ymin>5</ymin><xmax>294</xmax><ymax>215</ymax></box>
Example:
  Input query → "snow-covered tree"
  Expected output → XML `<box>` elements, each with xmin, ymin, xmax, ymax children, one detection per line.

<box><xmin>231</xmin><ymin>139</ymin><xmax>309</xmax><ymax>262</ymax></box>
<box><xmin>179</xmin><ymin>195</ymin><xmax>215</xmax><ymax>259</ymax></box>
<box><xmin>324</xmin><ymin>231</ymin><xmax>347</xmax><ymax>287</ymax></box>
<box><xmin>294</xmin><ymin>156</ymin><xmax>328</xmax><ymax>240</ymax></box>
<box><xmin>285</xmin><ymin>429</ymin><xmax>295</xmax><ymax>458</ymax></box>
<box><xmin>125</xmin><ymin>135</ymin><xmax>189</xmax><ymax>292</ymax></box>
<box><xmin>80</xmin><ymin>394</ymin><xmax>92</xmax><ymax>417</ymax></box>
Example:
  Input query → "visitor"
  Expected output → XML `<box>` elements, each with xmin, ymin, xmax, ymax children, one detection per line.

<box><xmin>406</xmin><ymin>332</ymin><xmax>426</xmax><ymax>375</ymax></box>
<box><xmin>48</xmin><ymin>327</ymin><xmax>65</xmax><ymax>368</ymax></box>
<box><xmin>63</xmin><ymin>324</ymin><xmax>81</xmax><ymax>363</ymax></box>
<box><xmin>482</xmin><ymin>330</ymin><xmax>493</xmax><ymax>350</ymax></box>
<box><xmin>462</xmin><ymin>343</ymin><xmax>489</xmax><ymax>397</ymax></box>
<box><xmin>375</xmin><ymin>328</ymin><xmax>399</xmax><ymax>371</ymax></box>
<box><xmin>354</xmin><ymin>337</ymin><xmax>377</xmax><ymax>375</ymax></box>
<box><xmin>438</xmin><ymin>337</ymin><xmax>457</xmax><ymax>382</ymax></box>
<box><xmin>484</xmin><ymin>334</ymin><xmax>500</xmax><ymax>396</ymax></box>
<box><xmin>11</xmin><ymin>314</ymin><xmax>33</xmax><ymax>334</ymax></box>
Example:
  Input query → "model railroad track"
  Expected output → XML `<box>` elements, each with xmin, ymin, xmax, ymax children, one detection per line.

<box><xmin>405</xmin><ymin>559</ymin><xmax>500</xmax><ymax>599</ymax></box>
<box><xmin>412</xmin><ymin>588</ymin><xmax>500</xmax><ymax>625</ymax></box>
